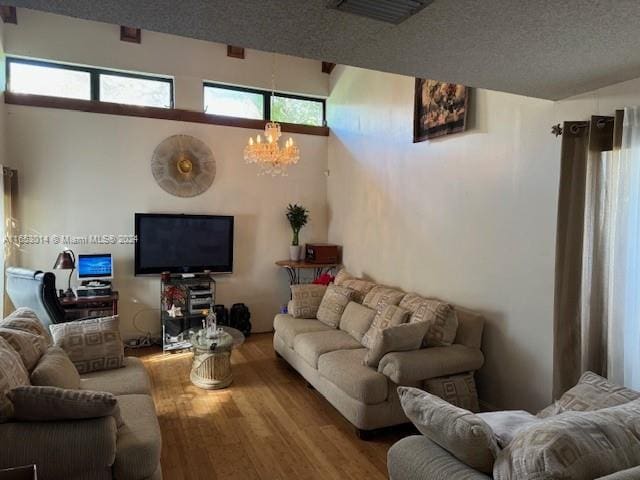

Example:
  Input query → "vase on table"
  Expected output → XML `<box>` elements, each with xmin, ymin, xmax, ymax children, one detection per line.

<box><xmin>289</xmin><ymin>245</ymin><xmax>302</xmax><ymax>261</ymax></box>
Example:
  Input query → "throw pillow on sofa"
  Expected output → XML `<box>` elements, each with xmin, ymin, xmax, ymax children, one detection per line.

<box><xmin>316</xmin><ymin>285</ymin><xmax>355</xmax><ymax>328</ymax></box>
<box><xmin>409</xmin><ymin>298</ymin><xmax>458</xmax><ymax>347</ymax></box>
<box><xmin>363</xmin><ymin>285</ymin><xmax>406</xmax><ymax>312</ymax></box>
<box><xmin>339</xmin><ymin>301</ymin><xmax>376</xmax><ymax>342</ymax></box>
<box><xmin>398</xmin><ymin>386</ymin><xmax>499</xmax><ymax>474</ymax></box>
<box><xmin>537</xmin><ymin>371</ymin><xmax>640</xmax><ymax>418</ymax></box>
<box><xmin>0</xmin><ymin>327</ymin><xmax>48</xmax><ymax>371</ymax></box>
<box><xmin>425</xmin><ymin>372</ymin><xmax>481</xmax><ymax>413</ymax></box>
<box><xmin>339</xmin><ymin>278</ymin><xmax>377</xmax><ymax>304</ymax></box>
<box><xmin>1</xmin><ymin>308</ymin><xmax>52</xmax><ymax>345</ymax></box>
<box><xmin>363</xmin><ymin>321</ymin><xmax>429</xmax><ymax>368</ymax></box>
<box><xmin>494</xmin><ymin>400</ymin><xmax>640</xmax><ymax>480</ymax></box>
<box><xmin>0</xmin><ymin>336</ymin><xmax>30</xmax><ymax>422</ymax></box>
<box><xmin>476</xmin><ymin>410</ymin><xmax>540</xmax><ymax>448</ymax></box>
<box><xmin>50</xmin><ymin>316</ymin><xmax>124</xmax><ymax>374</ymax></box>
<box><xmin>8</xmin><ymin>385</ymin><xmax>123</xmax><ymax>426</ymax></box>
<box><xmin>361</xmin><ymin>304</ymin><xmax>410</xmax><ymax>349</ymax></box>
<box><xmin>30</xmin><ymin>346</ymin><xmax>80</xmax><ymax>389</ymax></box>
<box><xmin>333</xmin><ymin>268</ymin><xmax>353</xmax><ymax>286</ymax></box>
<box><xmin>289</xmin><ymin>284</ymin><xmax>327</xmax><ymax>318</ymax></box>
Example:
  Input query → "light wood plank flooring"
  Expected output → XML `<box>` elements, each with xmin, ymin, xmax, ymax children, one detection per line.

<box><xmin>135</xmin><ymin>333</ymin><xmax>408</xmax><ymax>480</ymax></box>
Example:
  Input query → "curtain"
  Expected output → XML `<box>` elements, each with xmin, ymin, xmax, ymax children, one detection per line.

<box><xmin>553</xmin><ymin>117</ymin><xmax>615</xmax><ymax>397</ymax></box>
<box><xmin>0</xmin><ymin>166</ymin><xmax>18</xmax><ymax>316</ymax></box>
<box><xmin>607</xmin><ymin>107</ymin><xmax>640</xmax><ymax>389</ymax></box>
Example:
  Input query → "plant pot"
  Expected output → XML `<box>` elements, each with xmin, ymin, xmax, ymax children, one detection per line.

<box><xmin>289</xmin><ymin>245</ymin><xmax>302</xmax><ymax>261</ymax></box>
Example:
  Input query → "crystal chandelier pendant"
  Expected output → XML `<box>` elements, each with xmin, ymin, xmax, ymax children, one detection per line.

<box><xmin>243</xmin><ymin>122</ymin><xmax>300</xmax><ymax>176</ymax></box>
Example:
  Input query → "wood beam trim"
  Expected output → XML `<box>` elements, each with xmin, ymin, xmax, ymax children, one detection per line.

<box><xmin>322</xmin><ymin>62</ymin><xmax>336</xmax><ymax>74</ymax></box>
<box><xmin>120</xmin><ymin>26</ymin><xmax>141</xmax><ymax>43</ymax></box>
<box><xmin>0</xmin><ymin>6</ymin><xmax>17</xmax><ymax>24</ymax></box>
<box><xmin>227</xmin><ymin>46</ymin><xmax>245</xmax><ymax>59</ymax></box>
<box><xmin>5</xmin><ymin>92</ymin><xmax>330</xmax><ymax>137</ymax></box>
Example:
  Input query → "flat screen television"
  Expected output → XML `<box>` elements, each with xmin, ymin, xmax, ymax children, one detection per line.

<box><xmin>134</xmin><ymin>213</ymin><xmax>234</xmax><ymax>275</ymax></box>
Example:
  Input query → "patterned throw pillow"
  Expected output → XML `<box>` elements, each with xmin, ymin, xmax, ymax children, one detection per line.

<box><xmin>495</xmin><ymin>400</ymin><xmax>640</xmax><ymax>480</ymax></box>
<box><xmin>339</xmin><ymin>301</ymin><xmax>377</xmax><ymax>342</ymax></box>
<box><xmin>340</xmin><ymin>278</ymin><xmax>377</xmax><ymax>304</ymax></box>
<box><xmin>0</xmin><ymin>336</ymin><xmax>30</xmax><ymax>422</ymax></box>
<box><xmin>289</xmin><ymin>284</ymin><xmax>327</xmax><ymax>319</ymax></box>
<box><xmin>363</xmin><ymin>321</ymin><xmax>428</xmax><ymax>368</ymax></box>
<box><xmin>425</xmin><ymin>372</ymin><xmax>480</xmax><ymax>412</ymax></box>
<box><xmin>361</xmin><ymin>304</ymin><xmax>410</xmax><ymax>348</ymax></box>
<box><xmin>362</xmin><ymin>285</ymin><xmax>406</xmax><ymax>312</ymax></box>
<box><xmin>409</xmin><ymin>299</ymin><xmax>458</xmax><ymax>347</ymax></box>
<box><xmin>1</xmin><ymin>308</ymin><xmax>52</xmax><ymax>345</ymax></box>
<box><xmin>537</xmin><ymin>371</ymin><xmax>640</xmax><ymax>418</ymax></box>
<box><xmin>30</xmin><ymin>346</ymin><xmax>80</xmax><ymax>389</ymax></box>
<box><xmin>50</xmin><ymin>316</ymin><xmax>124</xmax><ymax>374</ymax></box>
<box><xmin>8</xmin><ymin>385</ymin><xmax>123</xmax><ymax>426</ymax></box>
<box><xmin>0</xmin><ymin>328</ymin><xmax>48</xmax><ymax>371</ymax></box>
<box><xmin>333</xmin><ymin>268</ymin><xmax>353</xmax><ymax>286</ymax></box>
<box><xmin>316</xmin><ymin>285</ymin><xmax>355</xmax><ymax>328</ymax></box>
<box><xmin>399</xmin><ymin>386</ymin><xmax>499</xmax><ymax>474</ymax></box>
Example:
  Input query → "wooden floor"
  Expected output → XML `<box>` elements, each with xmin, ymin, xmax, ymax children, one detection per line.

<box><xmin>136</xmin><ymin>333</ymin><xmax>409</xmax><ymax>480</ymax></box>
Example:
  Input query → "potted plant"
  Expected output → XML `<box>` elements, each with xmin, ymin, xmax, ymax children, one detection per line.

<box><xmin>286</xmin><ymin>203</ymin><xmax>309</xmax><ymax>261</ymax></box>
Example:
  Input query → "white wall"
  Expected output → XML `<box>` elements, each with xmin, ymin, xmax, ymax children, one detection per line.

<box><xmin>327</xmin><ymin>66</ymin><xmax>560</xmax><ymax>411</ymax></box>
<box><xmin>4</xmin><ymin>10</ymin><xmax>329</xmax><ymax>338</ymax></box>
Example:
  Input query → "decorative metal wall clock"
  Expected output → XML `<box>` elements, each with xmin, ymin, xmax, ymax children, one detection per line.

<box><xmin>151</xmin><ymin>135</ymin><xmax>216</xmax><ymax>197</ymax></box>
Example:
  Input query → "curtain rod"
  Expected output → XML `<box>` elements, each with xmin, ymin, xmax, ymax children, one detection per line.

<box><xmin>551</xmin><ymin>117</ymin><xmax>614</xmax><ymax>137</ymax></box>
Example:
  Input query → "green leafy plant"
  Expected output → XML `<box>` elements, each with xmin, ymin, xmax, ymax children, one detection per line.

<box><xmin>286</xmin><ymin>204</ymin><xmax>309</xmax><ymax>246</ymax></box>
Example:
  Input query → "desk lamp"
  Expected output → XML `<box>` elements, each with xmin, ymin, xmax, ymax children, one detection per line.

<box><xmin>53</xmin><ymin>249</ymin><xmax>75</xmax><ymax>298</ymax></box>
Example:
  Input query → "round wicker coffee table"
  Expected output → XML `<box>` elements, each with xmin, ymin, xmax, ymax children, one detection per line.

<box><xmin>179</xmin><ymin>326</ymin><xmax>245</xmax><ymax>390</ymax></box>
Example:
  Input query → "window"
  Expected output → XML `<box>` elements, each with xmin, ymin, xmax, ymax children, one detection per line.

<box><xmin>7</xmin><ymin>57</ymin><xmax>174</xmax><ymax>108</ymax></box>
<box><xmin>204</xmin><ymin>83</ymin><xmax>325</xmax><ymax>126</ymax></box>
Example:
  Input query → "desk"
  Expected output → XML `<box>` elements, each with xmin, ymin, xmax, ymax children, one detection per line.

<box><xmin>60</xmin><ymin>291</ymin><xmax>119</xmax><ymax>321</ymax></box>
<box><xmin>275</xmin><ymin>260</ymin><xmax>340</xmax><ymax>285</ymax></box>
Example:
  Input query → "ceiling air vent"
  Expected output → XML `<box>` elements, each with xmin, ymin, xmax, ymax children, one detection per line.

<box><xmin>327</xmin><ymin>0</ymin><xmax>433</xmax><ymax>24</ymax></box>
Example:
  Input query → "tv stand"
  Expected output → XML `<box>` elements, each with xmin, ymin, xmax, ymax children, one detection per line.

<box><xmin>160</xmin><ymin>273</ymin><xmax>216</xmax><ymax>352</ymax></box>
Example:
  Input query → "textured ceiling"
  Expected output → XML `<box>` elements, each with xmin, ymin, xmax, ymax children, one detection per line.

<box><xmin>10</xmin><ymin>0</ymin><xmax>640</xmax><ymax>100</ymax></box>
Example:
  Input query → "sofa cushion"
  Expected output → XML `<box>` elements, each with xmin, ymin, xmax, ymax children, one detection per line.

<box><xmin>114</xmin><ymin>394</ymin><xmax>161</xmax><ymax>480</ymax></box>
<box><xmin>398</xmin><ymin>387</ymin><xmax>499</xmax><ymax>474</ymax></box>
<box><xmin>8</xmin><ymin>385</ymin><xmax>122</xmax><ymax>426</ymax></box>
<box><xmin>361</xmin><ymin>304</ymin><xmax>410</xmax><ymax>349</ymax></box>
<box><xmin>424</xmin><ymin>372</ymin><xmax>480</xmax><ymax>413</ymax></box>
<box><xmin>316</xmin><ymin>285</ymin><xmax>355</xmax><ymax>328</ymax></box>
<box><xmin>363</xmin><ymin>285</ymin><xmax>406</xmax><ymax>312</ymax></box>
<box><xmin>80</xmin><ymin>357</ymin><xmax>151</xmax><ymax>396</ymax></box>
<box><xmin>537</xmin><ymin>371</ymin><xmax>640</xmax><ymax>418</ymax></box>
<box><xmin>339</xmin><ymin>301</ymin><xmax>376</xmax><ymax>342</ymax></box>
<box><xmin>340</xmin><ymin>278</ymin><xmax>377</xmax><ymax>304</ymax></box>
<box><xmin>333</xmin><ymin>268</ymin><xmax>353</xmax><ymax>286</ymax></box>
<box><xmin>30</xmin><ymin>346</ymin><xmax>80</xmax><ymax>389</ymax></box>
<box><xmin>0</xmin><ymin>328</ymin><xmax>47</xmax><ymax>371</ymax></box>
<box><xmin>494</xmin><ymin>400</ymin><xmax>640</xmax><ymax>480</ymax></box>
<box><xmin>0</xmin><ymin>336</ymin><xmax>30</xmax><ymax>422</ymax></box>
<box><xmin>50</xmin><ymin>316</ymin><xmax>124</xmax><ymax>374</ymax></box>
<box><xmin>410</xmin><ymin>299</ymin><xmax>458</xmax><ymax>347</ymax></box>
<box><xmin>318</xmin><ymin>348</ymin><xmax>388</xmax><ymax>404</ymax></box>
<box><xmin>293</xmin><ymin>329</ymin><xmax>362</xmax><ymax>368</ymax></box>
<box><xmin>364</xmin><ymin>321</ymin><xmax>429</xmax><ymax>368</ymax></box>
<box><xmin>274</xmin><ymin>314</ymin><xmax>333</xmax><ymax>348</ymax></box>
<box><xmin>289</xmin><ymin>284</ymin><xmax>327</xmax><ymax>319</ymax></box>
<box><xmin>1</xmin><ymin>308</ymin><xmax>52</xmax><ymax>345</ymax></box>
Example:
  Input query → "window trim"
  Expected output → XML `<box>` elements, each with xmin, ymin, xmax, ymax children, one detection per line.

<box><xmin>6</xmin><ymin>56</ymin><xmax>175</xmax><ymax>108</ymax></box>
<box><xmin>203</xmin><ymin>81</ymin><xmax>326</xmax><ymax>127</ymax></box>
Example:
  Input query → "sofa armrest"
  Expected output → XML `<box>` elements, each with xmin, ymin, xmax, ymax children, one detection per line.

<box><xmin>598</xmin><ymin>467</ymin><xmax>640</xmax><ymax>480</ymax></box>
<box><xmin>0</xmin><ymin>417</ymin><xmax>118</xmax><ymax>478</ymax></box>
<box><xmin>378</xmin><ymin>344</ymin><xmax>484</xmax><ymax>385</ymax></box>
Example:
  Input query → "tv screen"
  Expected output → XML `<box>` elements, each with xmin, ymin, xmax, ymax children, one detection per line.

<box><xmin>135</xmin><ymin>213</ymin><xmax>234</xmax><ymax>275</ymax></box>
<box><xmin>78</xmin><ymin>254</ymin><xmax>113</xmax><ymax>279</ymax></box>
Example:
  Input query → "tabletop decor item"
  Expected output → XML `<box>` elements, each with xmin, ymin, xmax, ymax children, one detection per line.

<box><xmin>53</xmin><ymin>249</ymin><xmax>76</xmax><ymax>298</ymax></box>
<box><xmin>286</xmin><ymin>204</ymin><xmax>309</xmax><ymax>261</ymax></box>
<box><xmin>414</xmin><ymin>78</ymin><xmax>469</xmax><ymax>142</ymax></box>
<box><xmin>151</xmin><ymin>134</ymin><xmax>216</xmax><ymax>197</ymax></box>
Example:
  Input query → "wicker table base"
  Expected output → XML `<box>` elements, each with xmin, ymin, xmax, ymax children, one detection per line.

<box><xmin>190</xmin><ymin>350</ymin><xmax>232</xmax><ymax>390</ymax></box>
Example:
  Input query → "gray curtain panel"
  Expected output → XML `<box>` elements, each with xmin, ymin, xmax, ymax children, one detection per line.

<box><xmin>553</xmin><ymin>116</ymin><xmax>617</xmax><ymax>398</ymax></box>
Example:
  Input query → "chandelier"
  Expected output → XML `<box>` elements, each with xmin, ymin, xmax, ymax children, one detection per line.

<box><xmin>243</xmin><ymin>54</ymin><xmax>300</xmax><ymax>176</ymax></box>
<box><xmin>243</xmin><ymin>122</ymin><xmax>300</xmax><ymax>176</ymax></box>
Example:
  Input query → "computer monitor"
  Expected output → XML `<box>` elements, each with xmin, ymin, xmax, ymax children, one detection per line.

<box><xmin>77</xmin><ymin>253</ymin><xmax>113</xmax><ymax>281</ymax></box>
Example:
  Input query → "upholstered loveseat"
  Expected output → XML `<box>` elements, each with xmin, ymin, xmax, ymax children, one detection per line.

<box><xmin>273</xmin><ymin>270</ymin><xmax>485</xmax><ymax>436</ymax></box>
<box><xmin>0</xmin><ymin>308</ymin><xmax>162</xmax><ymax>480</ymax></box>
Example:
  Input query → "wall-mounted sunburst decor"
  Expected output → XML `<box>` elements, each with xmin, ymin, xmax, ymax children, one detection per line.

<box><xmin>151</xmin><ymin>135</ymin><xmax>216</xmax><ymax>197</ymax></box>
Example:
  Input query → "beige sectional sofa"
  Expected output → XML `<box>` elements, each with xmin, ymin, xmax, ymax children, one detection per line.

<box><xmin>273</xmin><ymin>273</ymin><xmax>486</xmax><ymax>435</ymax></box>
<box><xmin>0</xmin><ymin>309</ymin><xmax>161</xmax><ymax>480</ymax></box>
